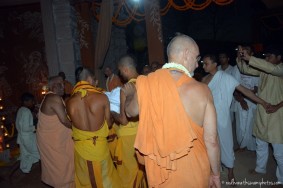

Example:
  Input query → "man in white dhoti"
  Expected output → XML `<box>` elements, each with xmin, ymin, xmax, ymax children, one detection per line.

<box><xmin>202</xmin><ymin>54</ymin><xmax>267</xmax><ymax>182</ymax></box>
<box><xmin>237</xmin><ymin>45</ymin><xmax>283</xmax><ymax>184</ymax></box>
<box><xmin>218</xmin><ymin>52</ymin><xmax>239</xmax><ymax>123</ymax></box>
<box><xmin>16</xmin><ymin>92</ymin><xmax>40</xmax><ymax>173</ymax></box>
<box><xmin>218</xmin><ymin>52</ymin><xmax>236</xmax><ymax>75</ymax></box>
<box><xmin>233</xmin><ymin>46</ymin><xmax>259</xmax><ymax>152</ymax></box>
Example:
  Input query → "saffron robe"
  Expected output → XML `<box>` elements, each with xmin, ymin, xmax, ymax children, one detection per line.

<box><xmin>73</xmin><ymin>121</ymin><xmax>122</xmax><ymax>188</ymax></box>
<box><xmin>135</xmin><ymin>69</ymin><xmax>210</xmax><ymax>188</ymax></box>
<box><xmin>36</xmin><ymin>96</ymin><xmax>75</xmax><ymax>187</ymax></box>
<box><xmin>16</xmin><ymin>106</ymin><xmax>40</xmax><ymax>173</ymax></box>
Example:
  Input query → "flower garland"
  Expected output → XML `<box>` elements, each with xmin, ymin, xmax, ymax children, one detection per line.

<box><xmin>162</xmin><ymin>62</ymin><xmax>192</xmax><ymax>77</ymax></box>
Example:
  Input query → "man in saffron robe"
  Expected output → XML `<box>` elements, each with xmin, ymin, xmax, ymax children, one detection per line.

<box><xmin>122</xmin><ymin>34</ymin><xmax>221</xmax><ymax>188</ymax></box>
<box><xmin>37</xmin><ymin>76</ymin><xmax>75</xmax><ymax>188</ymax></box>
<box><xmin>111</xmin><ymin>55</ymin><xmax>147</xmax><ymax>188</ymax></box>
<box><xmin>66</xmin><ymin>67</ymin><xmax>121</xmax><ymax>188</ymax></box>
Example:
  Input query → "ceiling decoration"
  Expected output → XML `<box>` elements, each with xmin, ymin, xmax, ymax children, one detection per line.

<box><xmin>92</xmin><ymin>0</ymin><xmax>234</xmax><ymax>26</ymax></box>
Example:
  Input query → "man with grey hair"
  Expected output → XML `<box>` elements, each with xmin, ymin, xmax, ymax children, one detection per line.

<box><xmin>67</xmin><ymin>67</ymin><xmax>121</xmax><ymax>187</ymax></box>
<box><xmin>122</xmin><ymin>34</ymin><xmax>221</xmax><ymax>187</ymax></box>
<box><xmin>37</xmin><ymin>75</ymin><xmax>75</xmax><ymax>187</ymax></box>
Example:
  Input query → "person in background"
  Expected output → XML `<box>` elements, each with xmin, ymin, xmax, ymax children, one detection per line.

<box><xmin>16</xmin><ymin>92</ymin><xmax>40</xmax><ymax>173</ymax></box>
<box><xmin>218</xmin><ymin>51</ymin><xmax>238</xmax><ymax>124</ymax></box>
<box><xmin>237</xmin><ymin>45</ymin><xmax>283</xmax><ymax>185</ymax></box>
<box><xmin>104</xmin><ymin>66</ymin><xmax>123</xmax><ymax>160</ymax></box>
<box><xmin>141</xmin><ymin>64</ymin><xmax>152</xmax><ymax>75</ymax></box>
<box><xmin>104</xmin><ymin>66</ymin><xmax>123</xmax><ymax>92</ymax></box>
<box><xmin>233</xmin><ymin>46</ymin><xmax>259</xmax><ymax>152</ymax></box>
<box><xmin>58</xmin><ymin>71</ymin><xmax>73</xmax><ymax>100</ymax></box>
<box><xmin>37</xmin><ymin>76</ymin><xmax>75</xmax><ymax>188</ymax></box>
<box><xmin>150</xmin><ymin>61</ymin><xmax>162</xmax><ymax>72</ymax></box>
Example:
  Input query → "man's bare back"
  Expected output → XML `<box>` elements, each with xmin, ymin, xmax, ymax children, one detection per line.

<box><xmin>170</xmin><ymin>71</ymin><xmax>215</xmax><ymax>127</ymax></box>
<box><xmin>66</xmin><ymin>92</ymin><xmax>112</xmax><ymax>132</ymax></box>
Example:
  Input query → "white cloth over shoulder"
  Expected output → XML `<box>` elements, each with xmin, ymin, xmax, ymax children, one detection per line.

<box><xmin>104</xmin><ymin>87</ymin><xmax>121</xmax><ymax>113</ymax></box>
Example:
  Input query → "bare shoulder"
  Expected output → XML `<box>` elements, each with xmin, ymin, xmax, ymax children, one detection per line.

<box><xmin>186</xmin><ymin>79</ymin><xmax>211</xmax><ymax>97</ymax></box>
<box><xmin>201</xmin><ymin>74</ymin><xmax>210</xmax><ymax>84</ymax></box>
<box><xmin>45</xmin><ymin>93</ymin><xmax>62</xmax><ymax>105</ymax></box>
<box><xmin>88</xmin><ymin>92</ymin><xmax>109</xmax><ymax>104</ymax></box>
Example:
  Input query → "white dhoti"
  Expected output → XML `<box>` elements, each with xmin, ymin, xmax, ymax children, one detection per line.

<box><xmin>234</xmin><ymin>71</ymin><xmax>259</xmax><ymax>151</ymax></box>
<box><xmin>255</xmin><ymin>138</ymin><xmax>283</xmax><ymax>184</ymax></box>
<box><xmin>208</xmin><ymin>71</ymin><xmax>239</xmax><ymax>168</ymax></box>
<box><xmin>235</xmin><ymin>100</ymin><xmax>256</xmax><ymax>151</ymax></box>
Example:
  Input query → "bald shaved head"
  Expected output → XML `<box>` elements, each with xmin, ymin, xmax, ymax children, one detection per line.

<box><xmin>166</xmin><ymin>34</ymin><xmax>200</xmax><ymax>74</ymax></box>
<box><xmin>118</xmin><ymin>54</ymin><xmax>138</xmax><ymax>81</ymax></box>
<box><xmin>118</xmin><ymin>55</ymin><xmax>137</xmax><ymax>70</ymax></box>
<box><xmin>167</xmin><ymin>34</ymin><xmax>197</xmax><ymax>59</ymax></box>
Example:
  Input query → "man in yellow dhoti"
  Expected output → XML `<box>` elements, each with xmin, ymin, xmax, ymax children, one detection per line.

<box><xmin>66</xmin><ymin>67</ymin><xmax>121</xmax><ymax>188</ymax></box>
<box><xmin>112</xmin><ymin>55</ymin><xmax>147</xmax><ymax>188</ymax></box>
<box><xmin>104</xmin><ymin>66</ymin><xmax>123</xmax><ymax>160</ymax></box>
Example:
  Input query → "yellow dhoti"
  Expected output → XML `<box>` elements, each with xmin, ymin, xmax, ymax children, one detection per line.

<box><xmin>114</xmin><ymin>122</ymin><xmax>147</xmax><ymax>188</ymax></box>
<box><xmin>108</xmin><ymin>124</ymin><xmax>119</xmax><ymax>159</ymax></box>
<box><xmin>73</xmin><ymin>122</ymin><xmax>122</xmax><ymax>188</ymax></box>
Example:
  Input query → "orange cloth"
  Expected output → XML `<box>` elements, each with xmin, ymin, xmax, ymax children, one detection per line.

<box><xmin>37</xmin><ymin>98</ymin><xmax>75</xmax><ymax>187</ymax></box>
<box><xmin>135</xmin><ymin>69</ymin><xmax>210</xmax><ymax>187</ymax></box>
<box><xmin>106</xmin><ymin>74</ymin><xmax>123</xmax><ymax>92</ymax></box>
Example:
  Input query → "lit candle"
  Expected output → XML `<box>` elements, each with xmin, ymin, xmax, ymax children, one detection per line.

<box><xmin>4</xmin><ymin>133</ymin><xmax>8</xmax><ymax>136</ymax></box>
<box><xmin>0</xmin><ymin>125</ymin><xmax>3</xmax><ymax>129</ymax></box>
<box><xmin>0</xmin><ymin>97</ymin><xmax>2</xmax><ymax>101</ymax></box>
<box><xmin>1</xmin><ymin>116</ymin><xmax>5</xmax><ymax>121</ymax></box>
<box><xmin>0</xmin><ymin>106</ymin><xmax>3</xmax><ymax>110</ymax></box>
<box><xmin>6</xmin><ymin>144</ymin><xmax>9</xmax><ymax>148</ymax></box>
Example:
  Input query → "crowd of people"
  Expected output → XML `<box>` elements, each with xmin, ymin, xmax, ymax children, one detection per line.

<box><xmin>14</xmin><ymin>33</ymin><xmax>283</xmax><ymax>188</ymax></box>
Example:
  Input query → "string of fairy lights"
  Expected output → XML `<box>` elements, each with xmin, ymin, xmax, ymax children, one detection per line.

<box><xmin>92</xmin><ymin>0</ymin><xmax>234</xmax><ymax>26</ymax></box>
<box><xmin>0</xmin><ymin>97</ymin><xmax>15</xmax><ymax>152</ymax></box>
